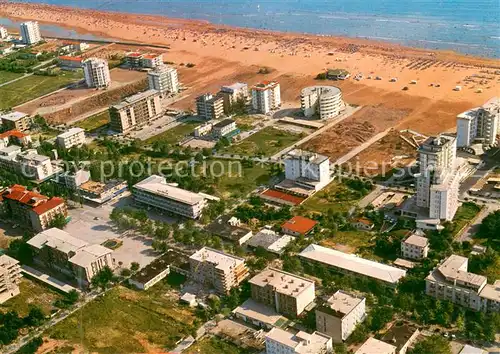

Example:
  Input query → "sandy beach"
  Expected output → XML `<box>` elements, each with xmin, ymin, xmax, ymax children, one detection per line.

<box><xmin>1</xmin><ymin>1</ymin><xmax>499</xmax><ymax>135</ymax></box>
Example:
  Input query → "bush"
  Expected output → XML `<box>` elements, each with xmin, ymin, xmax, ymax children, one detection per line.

<box><xmin>315</xmin><ymin>72</ymin><xmax>327</xmax><ymax>80</ymax></box>
<box><xmin>186</xmin><ymin>63</ymin><xmax>195</xmax><ymax>68</ymax></box>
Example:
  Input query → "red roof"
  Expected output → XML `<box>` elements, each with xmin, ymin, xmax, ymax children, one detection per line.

<box><xmin>32</xmin><ymin>197</ymin><xmax>64</xmax><ymax>215</ymax></box>
<box><xmin>354</xmin><ymin>218</ymin><xmax>373</xmax><ymax>226</ymax></box>
<box><xmin>0</xmin><ymin>130</ymin><xmax>28</xmax><ymax>139</ymax></box>
<box><xmin>260</xmin><ymin>189</ymin><xmax>305</xmax><ymax>206</ymax></box>
<box><xmin>281</xmin><ymin>216</ymin><xmax>318</xmax><ymax>235</ymax></box>
<box><xmin>127</xmin><ymin>52</ymin><xmax>142</xmax><ymax>57</ymax></box>
<box><xmin>58</xmin><ymin>55</ymin><xmax>83</xmax><ymax>62</ymax></box>
<box><xmin>142</xmin><ymin>53</ymin><xmax>160</xmax><ymax>59</ymax></box>
<box><xmin>1</xmin><ymin>185</ymin><xmax>64</xmax><ymax>215</ymax></box>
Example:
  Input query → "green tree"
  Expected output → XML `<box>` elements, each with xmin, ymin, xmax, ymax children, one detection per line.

<box><xmin>48</xmin><ymin>213</ymin><xmax>68</xmax><ymax>229</ymax></box>
<box><xmin>409</xmin><ymin>335</ymin><xmax>451</xmax><ymax>354</ymax></box>
<box><xmin>478</xmin><ymin>210</ymin><xmax>500</xmax><ymax>240</ymax></box>
<box><xmin>130</xmin><ymin>262</ymin><xmax>140</xmax><ymax>272</ymax></box>
<box><xmin>90</xmin><ymin>266</ymin><xmax>115</xmax><ymax>291</ymax></box>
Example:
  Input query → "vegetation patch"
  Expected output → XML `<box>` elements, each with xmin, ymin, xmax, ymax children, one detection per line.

<box><xmin>185</xmin><ymin>337</ymin><xmax>259</xmax><ymax>354</ymax></box>
<box><xmin>74</xmin><ymin>111</ymin><xmax>110</xmax><ymax>131</ymax></box>
<box><xmin>145</xmin><ymin>121</ymin><xmax>200</xmax><ymax>145</ymax></box>
<box><xmin>0</xmin><ymin>71</ymin><xmax>23</xmax><ymax>85</ymax></box>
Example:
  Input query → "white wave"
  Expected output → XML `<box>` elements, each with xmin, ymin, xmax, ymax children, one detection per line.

<box><xmin>490</xmin><ymin>36</ymin><xmax>500</xmax><ymax>40</ymax></box>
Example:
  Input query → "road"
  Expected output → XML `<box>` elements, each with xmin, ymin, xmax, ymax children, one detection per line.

<box><xmin>455</xmin><ymin>203</ymin><xmax>499</xmax><ymax>242</ymax></box>
<box><xmin>334</xmin><ymin>128</ymin><xmax>391</xmax><ymax>166</ymax></box>
<box><xmin>0</xmin><ymin>58</ymin><xmax>59</xmax><ymax>88</ymax></box>
<box><xmin>270</xmin><ymin>105</ymin><xmax>362</xmax><ymax>160</ymax></box>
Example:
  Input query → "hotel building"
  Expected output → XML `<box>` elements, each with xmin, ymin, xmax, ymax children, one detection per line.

<box><xmin>132</xmin><ymin>175</ymin><xmax>208</xmax><ymax>219</ymax></box>
<box><xmin>300</xmin><ymin>86</ymin><xmax>344</xmax><ymax>119</ymax></box>
<box><xmin>109</xmin><ymin>90</ymin><xmax>162</xmax><ymax>133</ymax></box>
<box><xmin>456</xmin><ymin>97</ymin><xmax>499</xmax><ymax>147</ymax></box>
<box><xmin>251</xmin><ymin>81</ymin><xmax>281</xmax><ymax>114</ymax></box>
<box><xmin>316</xmin><ymin>291</ymin><xmax>366</xmax><ymax>343</ymax></box>
<box><xmin>83</xmin><ymin>58</ymin><xmax>111</xmax><ymax>89</ymax></box>
<box><xmin>212</xmin><ymin>119</ymin><xmax>238</xmax><ymax>138</ymax></box>
<box><xmin>220</xmin><ymin>82</ymin><xmax>249</xmax><ymax>113</ymax></box>
<box><xmin>426</xmin><ymin>254</ymin><xmax>500</xmax><ymax>312</ymax></box>
<box><xmin>189</xmin><ymin>247</ymin><xmax>249</xmax><ymax>294</ymax></box>
<box><xmin>0</xmin><ymin>130</ymin><xmax>31</xmax><ymax>148</ymax></box>
<box><xmin>0</xmin><ymin>26</ymin><xmax>8</xmax><ymax>39</ymax></box>
<box><xmin>147</xmin><ymin>65</ymin><xmax>179</xmax><ymax>96</ymax></box>
<box><xmin>265</xmin><ymin>328</ymin><xmax>333</xmax><ymax>354</ymax></box>
<box><xmin>20</xmin><ymin>21</ymin><xmax>42</xmax><ymax>45</ymax></box>
<box><xmin>0</xmin><ymin>146</ymin><xmax>54</xmax><ymax>181</ymax></box>
<box><xmin>0</xmin><ymin>111</ymin><xmax>32</xmax><ymax>132</ymax></box>
<box><xmin>0</xmin><ymin>255</ymin><xmax>22</xmax><ymax>304</ymax></box>
<box><xmin>249</xmin><ymin>268</ymin><xmax>315</xmax><ymax>318</ymax></box>
<box><xmin>196</xmin><ymin>93</ymin><xmax>224</xmax><ymax>120</ymax></box>
<box><xmin>1</xmin><ymin>185</ymin><xmax>67</xmax><ymax>232</ymax></box>
<box><xmin>56</xmin><ymin>128</ymin><xmax>86</xmax><ymax>149</ymax></box>
<box><xmin>401</xmin><ymin>233</ymin><xmax>429</xmax><ymax>260</ymax></box>
<box><xmin>28</xmin><ymin>228</ymin><xmax>114</xmax><ymax>284</ymax></box>
<box><xmin>284</xmin><ymin>149</ymin><xmax>330</xmax><ymax>191</ymax></box>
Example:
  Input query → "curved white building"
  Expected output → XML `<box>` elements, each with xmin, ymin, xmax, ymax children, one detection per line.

<box><xmin>300</xmin><ymin>86</ymin><xmax>344</xmax><ymax>119</ymax></box>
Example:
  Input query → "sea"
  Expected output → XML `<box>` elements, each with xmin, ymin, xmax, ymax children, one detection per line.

<box><xmin>4</xmin><ymin>0</ymin><xmax>500</xmax><ymax>58</ymax></box>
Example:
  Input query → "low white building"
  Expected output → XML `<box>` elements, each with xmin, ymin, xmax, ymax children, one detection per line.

<box><xmin>251</xmin><ymin>81</ymin><xmax>281</xmax><ymax>114</ymax></box>
<box><xmin>212</xmin><ymin>119</ymin><xmax>237</xmax><ymax>138</ymax></box>
<box><xmin>300</xmin><ymin>86</ymin><xmax>344</xmax><ymax>119</ymax></box>
<box><xmin>194</xmin><ymin>122</ymin><xmax>213</xmax><ymax>137</ymax></box>
<box><xmin>401</xmin><ymin>233</ymin><xmax>429</xmax><ymax>259</ymax></box>
<box><xmin>56</xmin><ymin>128</ymin><xmax>86</xmax><ymax>149</ymax></box>
<box><xmin>316</xmin><ymin>290</ymin><xmax>366</xmax><ymax>343</ymax></box>
<box><xmin>265</xmin><ymin>328</ymin><xmax>333</xmax><ymax>354</ymax></box>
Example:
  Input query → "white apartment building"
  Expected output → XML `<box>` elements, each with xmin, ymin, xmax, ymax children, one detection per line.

<box><xmin>251</xmin><ymin>81</ymin><xmax>281</xmax><ymax>114</ymax></box>
<box><xmin>0</xmin><ymin>26</ymin><xmax>8</xmax><ymax>39</ymax></box>
<box><xmin>83</xmin><ymin>58</ymin><xmax>111</xmax><ymax>88</ymax></box>
<box><xmin>196</xmin><ymin>93</ymin><xmax>224</xmax><ymax>120</ymax></box>
<box><xmin>109</xmin><ymin>90</ymin><xmax>162</xmax><ymax>133</ymax></box>
<box><xmin>140</xmin><ymin>53</ymin><xmax>163</xmax><ymax>68</ymax></box>
<box><xmin>284</xmin><ymin>149</ymin><xmax>330</xmax><ymax>191</ymax></box>
<box><xmin>316</xmin><ymin>290</ymin><xmax>366</xmax><ymax>343</ymax></box>
<box><xmin>194</xmin><ymin>122</ymin><xmax>213</xmax><ymax>137</ymax></box>
<box><xmin>355</xmin><ymin>337</ymin><xmax>397</xmax><ymax>354</ymax></box>
<box><xmin>0</xmin><ymin>255</ymin><xmax>22</xmax><ymax>304</ymax></box>
<box><xmin>220</xmin><ymin>82</ymin><xmax>249</xmax><ymax>113</ymax></box>
<box><xmin>265</xmin><ymin>328</ymin><xmax>333</xmax><ymax>354</ymax></box>
<box><xmin>0</xmin><ymin>146</ymin><xmax>54</xmax><ymax>181</ymax></box>
<box><xmin>456</xmin><ymin>97</ymin><xmax>499</xmax><ymax>147</ymax></box>
<box><xmin>0</xmin><ymin>111</ymin><xmax>32</xmax><ymax>132</ymax></box>
<box><xmin>56</xmin><ymin>128</ymin><xmax>86</xmax><ymax>149</ymax></box>
<box><xmin>249</xmin><ymin>268</ymin><xmax>315</xmax><ymax>317</ymax></box>
<box><xmin>212</xmin><ymin>119</ymin><xmax>237</xmax><ymax>138</ymax></box>
<box><xmin>401</xmin><ymin>233</ymin><xmax>429</xmax><ymax>259</ymax></box>
<box><xmin>189</xmin><ymin>247</ymin><xmax>249</xmax><ymax>294</ymax></box>
<box><xmin>147</xmin><ymin>65</ymin><xmax>179</xmax><ymax>96</ymax></box>
<box><xmin>426</xmin><ymin>254</ymin><xmax>500</xmax><ymax>312</ymax></box>
<box><xmin>20</xmin><ymin>21</ymin><xmax>42</xmax><ymax>45</ymax></box>
<box><xmin>132</xmin><ymin>175</ymin><xmax>208</xmax><ymax>219</ymax></box>
<box><xmin>416</xmin><ymin>135</ymin><xmax>459</xmax><ymax>221</ymax></box>
<box><xmin>300</xmin><ymin>86</ymin><xmax>344</xmax><ymax>119</ymax></box>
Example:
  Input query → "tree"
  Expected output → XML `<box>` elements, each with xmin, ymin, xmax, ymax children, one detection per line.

<box><xmin>409</xmin><ymin>335</ymin><xmax>451</xmax><ymax>354</ymax></box>
<box><xmin>8</xmin><ymin>239</ymin><xmax>33</xmax><ymax>264</ymax></box>
<box><xmin>48</xmin><ymin>213</ymin><xmax>68</xmax><ymax>229</ymax></box>
<box><xmin>478</xmin><ymin>210</ymin><xmax>500</xmax><ymax>240</ymax></box>
<box><xmin>24</xmin><ymin>307</ymin><xmax>45</xmax><ymax>327</ymax></box>
<box><xmin>130</xmin><ymin>262</ymin><xmax>140</xmax><ymax>272</ymax></box>
<box><xmin>91</xmin><ymin>266</ymin><xmax>115</xmax><ymax>291</ymax></box>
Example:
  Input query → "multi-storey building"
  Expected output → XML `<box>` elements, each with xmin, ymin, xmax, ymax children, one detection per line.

<box><xmin>316</xmin><ymin>290</ymin><xmax>366</xmax><ymax>343</ymax></box>
<box><xmin>284</xmin><ymin>149</ymin><xmax>330</xmax><ymax>191</ymax></box>
<box><xmin>27</xmin><ymin>228</ymin><xmax>114</xmax><ymax>284</ymax></box>
<box><xmin>58</xmin><ymin>56</ymin><xmax>84</xmax><ymax>70</ymax></box>
<box><xmin>196</xmin><ymin>93</ymin><xmax>224</xmax><ymax>120</ymax></box>
<box><xmin>193</xmin><ymin>122</ymin><xmax>213</xmax><ymax>137</ymax></box>
<box><xmin>355</xmin><ymin>337</ymin><xmax>397</xmax><ymax>354</ymax></box>
<box><xmin>251</xmin><ymin>81</ymin><xmax>281</xmax><ymax>114</ymax></box>
<box><xmin>189</xmin><ymin>247</ymin><xmax>248</xmax><ymax>294</ymax></box>
<box><xmin>249</xmin><ymin>268</ymin><xmax>315</xmax><ymax>318</ymax></box>
<box><xmin>265</xmin><ymin>328</ymin><xmax>333</xmax><ymax>354</ymax></box>
<box><xmin>20</xmin><ymin>21</ymin><xmax>42</xmax><ymax>45</ymax></box>
<box><xmin>82</xmin><ymin>58</ymin><xmax>111</xmax><ymax>88</ymax></box>
<box><xmin>212</xmin><ymin>119</ymin><xmax>238</xmax><ymax>138</ymax></box>
<box><xmin>416</xmin><ymin>135</ymin><xmax>459</xmax><ymax>221</ymax></box>
<box><xmin>0</xmin><ymin>26</ymin><xmax>9</xmax><ymax>39</ymax></box>
<box><xmin>0</xmin><ymin>255</ymin><xmax>22</xmax><ymax>304</ymax></box>
<box><xmin>147</xmin><ymin>65</ymin><xmax>179</xmax><ymax>96</ymax></box>
<box><xmin>426</xmin><ymin>254</ymin><xmax>500</xmax><ymax>312</ymax></box>
<box><xmin>140</xmin><ymin>53</ymin><xmax>163</xmax><ymax>68</ymax></box>
<box><xmin>456</xmin><ymin>97</ymin><xmax>499</xmax><ymax>147</ymax></box>
<box><xmin>109</xmin><ymin>90</ymin><xmax>162</xmax><ymax>133</ymax></box>
<box><xmin>220</xmin><ymin>82</ymin><xmax>249</xmax><ymax>113</ymax></box>
<box><xmin>0</xmin><ymin>111</ymin><xmax>32</xmax><ymax>132</ymax></box>
<box><xmin>0</xmin><ymin>130</ymin><xmax>31</xmax><ymax>148</ymax></box>
<box><xmin>56</xmin><ymin>128</ymin><xmax>86</xmax><ymax>149</ymax></box>
<box><xmin>0</xmin><ymin>146</ymin><xmax>54</xmax><ymax>181</ymax></box>
<box><xmin>132</xmin><ymin>175</ymin><xmax>208</xmax><ymax>219</ymax></box>
<box><xmin>401</xmin><ymin>233</ymin><xmax>429</xmax><ymax>259</ymax></box>
<box><xmin>300</xmin><ymin>86</ymin><xmax>344</xmax><ymax>119</ymax></box>
<box><xmin>1</xmin><ymin>185</ymin><xmax>67</xmax><ymax>232</ymax></box>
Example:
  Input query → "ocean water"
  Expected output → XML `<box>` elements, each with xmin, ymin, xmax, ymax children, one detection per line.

<box><xmin>10</xmin><ymin>0</ymin><xmax>500</xmax><ymax>57</ymax></box>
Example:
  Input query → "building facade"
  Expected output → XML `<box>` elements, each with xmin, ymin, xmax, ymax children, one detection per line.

<box><xmin>20</xmin><ymin>21</ymin><xmax>41</xmax><ymax>45</ymax></box>
<box><xmin>284</xmin><ymin>149</ymin><xmax>330</xmax><ymax>191</ymax></box>
<box><xmin>83</xmin><ymin>58</ymin><xmax>111</xmax><ymax>88</ymax></box>
<box><xmin>456</xmin><ymin>97</ymin><xmax>499</xmax><ymax>147</ymax></box>
<box><xmin>212</xmin><ymin>119</ymin><xmax>238</xmax><ymax>138</ymax></box>
<box><xmin>132</xmin><ymin>175</ymin><xmax>208</xmax><ymax>219</ymax></box>
<box><xmin>109</xmin><ymin>90</ymin><xmax>162</xmax><ymax>133</ymax></box>
<box><xmin>300</xmin><ymin>86</ymin><xmax>344</xmax><ymax>119</ymax></box>
<box><xmin>193</xmin><ymin>122</ymin><xmax>213</xmax><ymax>137</ymax></box>
<box><xmin>189</xmin><ymin>247</ymin><xmax>249</xmax><ymax>294</ymax></box>
<box><xmin>56</xmin><ymin>128</ymin><xmax>86</xmax><ymax>149</ymax></box>
<box><xmin>265</xmin><ymin>328</ymin><xmax>333</xmax><ymax>354</ymax></box>
<box><xmin>196</xmin><ymin>93</ymin><xmax>224</xmax><ymax>120</ymax></box>
<box><xmin>0</xmin><ymin>255</ymin><xmax>22</xmax><ymax>304</ymax></box>
<box><xmin>251</xmin><ymin>81</ymin><xmax>281</xmax><ymax>114</ymax></box>
<box><xmin>58</xmin><ymin>56</ymin><xmax>83</xmax><ymax>70</ymax></box>
<box><xmin>0</xmin><ymin>146</ymin><xmax>55</xmax><ymax>181</ymax></box>
<box><xmin>0</xmin><ymin>111</ymin><xmax>32</xmax><ymax>132</ymax></box>
<box><xmin>147</xmin><ymin>65</ymin><xmax>179</xmax><ymax>96</ymax></box>
<box><xmin>0</xmin><ymin>130</ymin><xmax>31</xmax><ymax>148</ymax></box>
<box><xmin>220</xmin><ymin>82</ymin><xmax>249</xmax><ymax>113</ymax></box>
<box><xmin>401</xmin><ymin>233</ymin><xmax>429</xmax><ymax>259</ymax></box>
<box><xmin>0</xmin><ymin>26</ymin><xmax>8</xmax><ymax>39</ymax></box>
<box><xmin>316</xmin><ymin>291</ymin><xmax>366</xmax><ymax>343</ymax></box>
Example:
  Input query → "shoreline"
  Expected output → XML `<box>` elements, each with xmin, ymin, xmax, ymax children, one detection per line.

<box><xmin>1</xmin><ymin>2</ymin><xmax>499</xmax><ymax>68</ymax></box>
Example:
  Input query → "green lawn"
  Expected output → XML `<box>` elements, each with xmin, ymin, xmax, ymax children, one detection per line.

<box><xmin>0</xmin><ymin>277</ymin><xmax>63</xmax><ymax>317</ymax></box>
<box><xmin>145</xmin><ymin>121</ymin><xmax>200</xmax><ymax>145</ymax></box>
<box><xmin>185</xmin><ymin>337</ymin><xmax>259</xmax><ymax>354</ymax></box>
<box><xmin>223</xmin><ymin>127</ymin><xmax>302</xmax><ymax>156</ymax></box>
<box><xmin>0</xmin><ymin>71</ymin><xmax>83</xmax><ymax>109</ymax></box>
<box><xmin>75</xmin><ymin>111</ymin><xmax>110</xmax><ymax>131</ymax></box>
<box><xmin>452</xmin><ymin>202</ymin><xmax>481</xmax><ymax>235</ymax></box>
<box><xmin>233</xmin><ymin>115</ymin><xmax>262</xmax><ymax>132</ymax></box>
<box><xmin>47</xmin><ymin>282</ymin><xmax>197</xmax><ymax>354</ymax></box>
<box><xmin>0</xmin><ymin>70</ymin><xmax>23</xmax><ymax>85</ymax></box>
<box><xmin>321</xmin><ymin>230</ymin><xmax>374</xmax><ymax>254</ymax></box>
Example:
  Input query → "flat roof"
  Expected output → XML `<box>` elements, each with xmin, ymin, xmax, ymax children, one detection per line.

<box><xmin>133</xmin><ymin>175</ymin><xmax>205</xmax><ymax>206</ymax></box>
<box><xmin>393</xmin><ymin>258</ymin><xmax>415</xmax><ymax>269</ymax></box>
<box><xmin>213</xmin><ymin>119</ymin><xmax>235</xmax><ymax>129</ymax></box>
<box><xmin>130</xmin><ymin>250</ymin><xmax>189</xmax><ymax>284</ymax></box>
<box><xmin>429</xmin><ymin>255</ymin><xmax>486</xmax><ymax>288</ymax></box>
<box><xmin>221</xmin><ymin>82</ymin><xmax>247</xmax><ymax>92</ymax></box>
<box><xmin>381</xmin><ymin>324</ymin><xmax>419</xmax><ymax>352</ymax></box>
<box><xmin>190</xmin><ymin>247</ymin><xmax>245</xmax><ymax>272</ymax></box>
<box><xmin>113</xmin><ymin>90</ymin><xmax>159</xmax><ymax>109</ymax></box>
<box><xmin>299</xmin><ymin>244</ymin><xmax>406</xmax><ymax>284</ymax></box>
<box><xmin>249</xmin><ymin>268</ymin><xmax>314</xmax><ymax>298</ymax></box>
<box><xmin>459</xmin><ymin>345</ymin><xmax>486</xmax><ymax>354</ymax></box>
<box><xmin>69</xmin><ymin>244</ymin><xmax>112</xmax><ymax>268</ymax></box>
<box><xmin>403</xmin><ymin>234</ymin><xmax>429</xmax><ymax>248</ymax></box>
<box><xmin>355</xmin><ymin>337</ymin><xmax>397</xmax><ymax>354</ymax></box>
<box><xmin>267</xmin><ymin>235</ymin><xmax>295</xmax><ymax>254</ymax></box>
<box><xmin>233</xmin><ymin>298</ymin><xmax>287</xmax><ymax>327</ymax></box>
<box><xmin>301</xmin><ymin>85</ymin><xmax>341</xmax><ymax>97</ymax></box>
<box><xmin>0</xmin><ymin>111</ymin><xmax>29</xmax><ymax>122</ymax></box>
<box><xmin>286</xmin><ymin>148</ymin><xmax>329</xmax><ymax>165</ymax></box>
<box><xmin>320</xmin><ymin>290</ymin><xmax>365</xmax><ymax>318</ymax></box>
<box><xmin>246</xmin><ymin>228</ymin><xmax>281</xmax><ymax>249</ymax></box>
<box><xmin>252</xmin><ymin>81</ymin><xmax>279</xmax><ymax>91</ymax></box>
<box><xmin>266</xmin><ymin>328</ymin><xmax>332</xmax><ymax>354</ymax></box>
<box><xmin>479</xmin><ymin>282</ymin><xmax>500</xmax><ymax>302</ymax></box>
<box><xmin>0</xmin><ymin>254</ymin><xmax>19</xmax><ymax>269</ymax></box>
<box><xmin>28</xmin><ymin>228</ymin><xmax>88</xmax><ymax>255</ymax></box>
<box><xmin>57</xmin><ymin>127</ymin><xmax>84</xmax><ymax>139</ymax></box>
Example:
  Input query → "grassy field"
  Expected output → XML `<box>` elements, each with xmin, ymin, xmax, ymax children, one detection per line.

<box><xmin>0</xmin><ymin>277</ymin><xmax>63</xmax><ymax>317</ymax></box>
<box><xmin>0</xmin><ymin>71</ymin><xmax>83</xmax><ymax>109</ymax></box>
<box><xmin>185</xmin><ymin>337</ymin><xmax>259</xmax><ymax>354</ymax></box>
<box><xmin>223</xmin><ymin>127</ymin><xmax>302</xmax><ymax>156</ymax></box>
<box><xmin>145</xmin><ymin>121</ymin><xmax>200</xmax><ymax>145</ymax></box>
<box><xmin>75</xmin><ymin>111</ymin><xmax>110</xmax><ymax>131</ymax></box>
<box><xmin>0</xmin><ymin>70</ymin><xmax>23</xmax><ymax>85</ymax></box>
<box><xmin>233</xmin><ymin>115</ymin><xmax>263</xmax><ymax>131</ymax></box>
<box><xmin>452</xmin><ymin>202</ymin><xmax>481</xmax><ymax>235</ymax></box>
<box><xmin>47</xmin><ymin>281</ymin><xmax>197</xmax><ymax>353</ymax></box>
<box><xmin>321</xmin><ymin>230</ymin><xmax>374</xmax><ymax>254</ymax></box>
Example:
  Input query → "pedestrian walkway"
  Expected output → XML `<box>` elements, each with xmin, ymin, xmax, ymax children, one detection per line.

<box><xmin>21</xmin><ymin>265</ymin><xmax>80</xmax><ymax>294</ymax></box>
